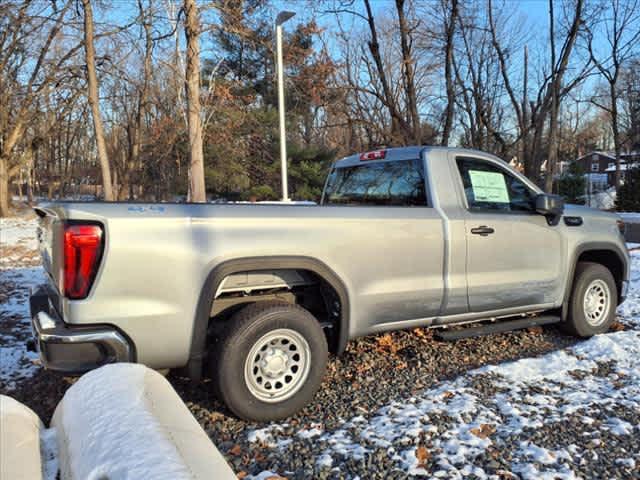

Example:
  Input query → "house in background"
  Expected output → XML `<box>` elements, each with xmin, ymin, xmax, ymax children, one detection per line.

<box><xmin>573</xmin><ymin>151</ymin><xmax>640</xmax><ymax>187</ymax></box>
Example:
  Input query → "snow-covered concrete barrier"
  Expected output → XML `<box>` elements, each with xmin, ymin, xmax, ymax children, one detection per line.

<box><xmin>52</xmin><ymin>363</ymin><xmax>235</xmax><ymax>480</ymax></box>
<box><xmin>0</xmin><ymin>395</ymin><xmax>43</xmax><ymax>480</ymax></box>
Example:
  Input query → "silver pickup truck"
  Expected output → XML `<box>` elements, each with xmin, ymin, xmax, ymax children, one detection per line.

<box><xmin>29</xmin><ymin>146</ymin><xmax>629</xmax><ymax>420</ymax></box>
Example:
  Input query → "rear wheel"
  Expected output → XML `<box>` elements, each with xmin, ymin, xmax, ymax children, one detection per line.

<box><xmin>211</xmin><ymin>301</ymin><xmax>328</xmax><ymax>421</ymax></box>
<box><xmin>564</xmin><ymin>262</ymin><xmax>617</xmax><ymax>337</ymax></box>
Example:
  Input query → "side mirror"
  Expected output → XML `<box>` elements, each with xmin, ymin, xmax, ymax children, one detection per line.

<box><xmin>535</xmin><ymin>193</ymin><xmax>564</xmax><ymax>218</ymax></box>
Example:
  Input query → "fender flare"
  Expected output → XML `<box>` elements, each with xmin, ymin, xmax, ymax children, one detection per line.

<box><xmin>561</xmin><ymin>241</ymin><xmax>629</xmax><ymax>320</ymax></box>
<box><xmin>185</xmin><ymin>256</ymin><xmax>351</xmax><ymax>380</ymax></box>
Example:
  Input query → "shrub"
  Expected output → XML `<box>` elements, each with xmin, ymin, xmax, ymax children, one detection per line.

<box><xmin>616</xmin><ymin>166</ymin><xmax>640</xmax><ymax>211</ymax></box>
<box><xmin>558</xmin><ymin>163</ymin><xmax>586</xmax><ymax>205</ymax></box>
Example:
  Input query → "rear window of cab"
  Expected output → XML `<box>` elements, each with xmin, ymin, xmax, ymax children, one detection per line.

<box><xmin>323</xmin><ymin>159</ymin><xmax>427</xmax><ymax>206</ymax></box>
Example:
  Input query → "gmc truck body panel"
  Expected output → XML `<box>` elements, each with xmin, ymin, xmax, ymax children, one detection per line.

<box><xmin>30</xmin><ymin>146</ymin><xmax>630</xmax><ymax>378</ymax></box>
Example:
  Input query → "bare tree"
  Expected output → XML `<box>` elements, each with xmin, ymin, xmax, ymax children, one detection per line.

<box><xmin>0</xmin><ymin>1</ymin><xmax>75</xmax><ymax>216</ymax></box>
<box><xmin>587</xmin><ymin>0</ymin><xmax>640</xmax><ymax>189</ymax></box>
<box><xmin>395</xmin><ymin>0</ymin><xmax>421</xmax><ymax>144</ymax></box>
<box><xmin>546</xmin><ymin>0</ymin><xmax>560</xmax><ymax>193</ymax></box>
<box><xmin>362</xmin><ymin>0</ymin><xmax>414</xmax><ymax>144</ymax></box>
<box><xmin>489</xmin><ymin>0</ymin><xmax>586</xmax><ymax>186</ymax></box>
<box><xmin>184</xmin><ymin>0</ymin><xmax>206</xmax><ymax>201</ymax></box>
<box><xmin>451</xmin><ymin>3</ymin><xmax>506</xmax><ymax>154</ymax></box>
<box><xmin>82</xmin><ymin>0</ymin><xmax>114</xmax><ymax>200</ymax></box>
<box><xmin>441</xmin><ymin>0</ymin><xmax>459</xmax><ymax>146</ymax></box>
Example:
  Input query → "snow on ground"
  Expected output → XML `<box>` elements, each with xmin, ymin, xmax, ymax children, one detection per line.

<box><xmin>0</xmin><ymin>216</ymin><xmax>39</xmax><ymax>255</ymax></box>
<box><xmin>247</xmin><ymin>248</ymin><xmax>640</xmax><ymax>479</ymax></box>
<box><xmin>0</xmin><ymin>216</ymin><xmax>45</xmax><ymax>389</ymax></box>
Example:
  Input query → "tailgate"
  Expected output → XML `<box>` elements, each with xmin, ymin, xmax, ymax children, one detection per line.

<box><xmin>34</xmin><ymin>206</ymin><xmax>64</xmax><ymax>293</ymax></box>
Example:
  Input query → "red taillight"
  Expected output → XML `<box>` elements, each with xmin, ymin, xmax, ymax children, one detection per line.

<box><xmin>63</xmin><ymin>224</ymin><xmax>103</xmax><ymax>299</ymax></box>
<box><xmin>359</xmin><ymin>150</ymin><xmax>386</xmax><ymax>161</ymax></box>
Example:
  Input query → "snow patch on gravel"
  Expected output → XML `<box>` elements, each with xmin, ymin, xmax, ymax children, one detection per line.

<box><xmin>0</xmin><ymin>265</ymin><xmax>46</xmax><ymax>389</ymax></box>
<box><xmin>0</xmin><ymin>217</ymin><xmax>39</xmax><ymax>253</ymax></box>
<box><xmin>248</xmin><ymin>249</ymin><xmax>640</xmax><ymax>478</ymax></box>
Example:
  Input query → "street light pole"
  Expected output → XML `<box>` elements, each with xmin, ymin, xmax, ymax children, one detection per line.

<box><xmin>275</xmin><ymin>11</ymin><xmax>295</xmax><ymax>202</ymax></box>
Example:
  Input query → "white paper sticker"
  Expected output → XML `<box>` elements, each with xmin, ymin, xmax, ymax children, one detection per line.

<box><xmin>469</xmin><ymin>170</ymin><xmax>509</xmax><ymax>203</ymax></box>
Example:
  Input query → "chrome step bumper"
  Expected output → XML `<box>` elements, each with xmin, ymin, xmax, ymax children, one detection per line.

<box><xmin>29</xmin><ymin>285</ymin><xmax>134</xmax><ymax>373</ymax></box>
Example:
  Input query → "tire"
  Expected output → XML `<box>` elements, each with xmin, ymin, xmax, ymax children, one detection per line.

<box><xmin>211</xmin><ymin>301</ymin><xmax>328</xmax><ymax>421</ymax></box>
<box><xmin>564</xmin><ymin>261</ymin><xmax>617</xmax><ymax>337</ymax></box>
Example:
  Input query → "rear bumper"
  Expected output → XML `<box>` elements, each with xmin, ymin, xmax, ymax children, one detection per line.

<box><xmin>29</xmin><ymin>285</ymin><xmax>134</xmax><ymax>373</ymax></box>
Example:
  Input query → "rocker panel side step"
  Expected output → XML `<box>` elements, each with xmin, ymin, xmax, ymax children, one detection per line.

<box><xmin>435</xmin><ymin>315</ymin><xmax>561</xmax><ymax>341</ymax></box>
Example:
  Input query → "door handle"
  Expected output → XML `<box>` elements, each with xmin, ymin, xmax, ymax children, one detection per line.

<box><xmin>470</xmin><ymin>225</ymin><xmax>495</xmax><ymax>236</ymax></box>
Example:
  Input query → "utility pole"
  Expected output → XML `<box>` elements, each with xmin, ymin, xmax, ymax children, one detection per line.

<box><xmin>275</xmin><ymin>11</ymin><xmax>295</xmax><ymax>202</ymax></box>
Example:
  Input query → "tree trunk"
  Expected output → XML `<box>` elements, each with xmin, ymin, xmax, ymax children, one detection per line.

<box><xmin>82</xmin><ymin>0</ymin><xmax>114</xmax><ymax>201</ymax></box>
<box><xmin>545</xmin><ymin>0</ymin><xmax>558</xmax><ymax>194</ymax></box>
<box><xmin>441</xmin><ymin>0</ymin><xmax>459</xmax><ymax>146</ymax></box>
<box><xmin>363</xmin><ymin>0</ymin><xmax>413</xmax><ymax>144</ymax></box>
<box><xmin>611</xmin><ymin>82</ymin><xmax>622</xmax><ymax>189</ymax></box>
<box><xmin>521</xmin><ymin>45</ymin><xmax>530</xmax><ymax>170</ymax></box>
<box><xmin>0</xmin><ymin>158</ymin><xmax>10</xmax><ymax>217</ymax></box>
<box><xmin>184</xmin><ymin>0</ymin><xmax>206</xmax><ymax>202</ymax></box>
<box><xmin>395</xmin><ymin>0</ymin><xmax>421</xmax><ymax>144</ymax></box>
<box><xmin>546</xmin><ymin>92</ymin><xmax>559</xmax><ymax>193</ymax></box>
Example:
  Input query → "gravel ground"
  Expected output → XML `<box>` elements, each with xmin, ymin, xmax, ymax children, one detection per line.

<box><xmin>2</xmin><ymin>213</ymin><xmax>640</xmax><ymax>479</ymax></box>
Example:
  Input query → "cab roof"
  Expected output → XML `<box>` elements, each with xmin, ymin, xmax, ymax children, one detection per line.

<box><xmin>332</xmin><ymin>145</ymin><xmax>507</xmax><ymax>169</ymax></box>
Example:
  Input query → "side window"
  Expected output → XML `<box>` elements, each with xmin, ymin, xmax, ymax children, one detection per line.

<box><xmin>456</xmin><ymin>157</ymin><xmax>536</xmax><ymax>213</ymax></box>
<box><xmin>323</xmin><ymin>159</ymin><xmax>427</xmax><ymax>206</ymax></box>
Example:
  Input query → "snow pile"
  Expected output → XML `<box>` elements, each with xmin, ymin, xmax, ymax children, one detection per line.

<box><xmin>584</xmin><ymin>186</ymin><xmax>616</xmax><ymax>210</ymax></box>
<box><xmin>0</xmin><ymin>395</ymin><xmax>45</xmax><ymax>480</ymax></box>
<box><xmin>52</xmin><ymin>363</ymin><xmax>235</xmax><ymax>480</ymax></box>
<box><xmin>53</xmin><ymin>364</ymin><xmax>195</xmax><ymax>480</ymax></box>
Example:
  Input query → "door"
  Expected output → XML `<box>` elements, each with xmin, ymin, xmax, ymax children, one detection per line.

<box><xmin>455</xmin><ymin>156</ymin><xmax>564</xmax><ymax>312</ymax></box>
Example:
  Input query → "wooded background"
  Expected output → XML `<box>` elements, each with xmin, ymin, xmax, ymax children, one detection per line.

<box><xmin>1</xmin><ymin>0</ymin><xmax>639</xmax><ymax>216</ymax></box>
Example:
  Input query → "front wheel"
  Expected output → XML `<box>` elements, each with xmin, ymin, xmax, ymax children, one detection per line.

<box><xmin>211</xmin><ymin>301</ymin><xmax>328</xmax><ymax>421</ymax></box>
<box><xmin>564</xmin><ymin>262</ymin><xmax>617</xmax><ymax>337</ymax></box>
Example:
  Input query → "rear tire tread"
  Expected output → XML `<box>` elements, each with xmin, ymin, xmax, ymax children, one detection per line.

<box><xmin>210</xmin><ymin>300</ymin><xmax>328</xmax><ymax>421</ymax></box>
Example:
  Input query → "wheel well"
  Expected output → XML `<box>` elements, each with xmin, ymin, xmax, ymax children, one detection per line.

<box><xmin>208</xmin><ymin>268</ymin><xmax>344</xmax><ymax>353</ymax></box>
<box><xmin>576</xmin><ymin>250</ymin><xmax>624</xmax><ymax>301</ymax></box>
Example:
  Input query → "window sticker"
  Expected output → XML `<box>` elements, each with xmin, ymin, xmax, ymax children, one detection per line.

<box><xmin>468</xmin><ymin>170</ymin><xmax>509</xmax><ymax>204</ymax></box>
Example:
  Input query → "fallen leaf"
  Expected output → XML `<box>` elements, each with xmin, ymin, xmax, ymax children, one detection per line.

<box><xmin>470</xmin><ymin>423</ymin><xmax>496</xmax><ymax>438</ymax></box>
<box><xmin>413</xmin><ymin>328</ymin><xmax>432</xmax><ymax>339</ymax></box>
<box><xmin>229</xmin><ymin>444</ymin><xmax>242</xmax><ymax>456</ymax></box>
<box><xmin>610</xmin><ymin>321</ymin><xmax>625</xmax><ymax>332</ymax></box>
<box><xmin>415</xmin><ymin>445</ymin><xmax>431</xmax><ymax>467</ymax></box>
<box><xmin>209</xmin><ymin>411</ymin><xmax>225</xmax><ymax>422</ymax></box>
<box><xmin>527</xmin><ymin>326</ymin><xmax>543</xmax><ymax>335</ymax></box>
<box><xmin>443</xmin><ymin>391</ymin><xmax>454</xmax><ymax>400</ymax></box>
<box><xmin>376</xmin><ymin>333</ymin><xmax>399</xmax><ymax>354</ymax></box>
